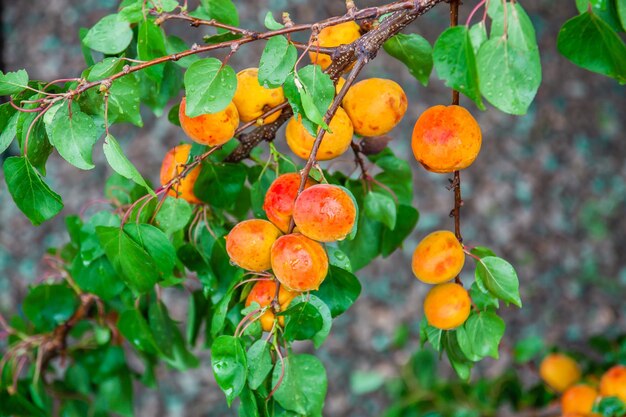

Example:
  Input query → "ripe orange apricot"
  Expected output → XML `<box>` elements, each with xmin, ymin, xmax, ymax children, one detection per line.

<box><xmin>539</xmin><ymin>353</ymin><xmax>581</xmax><ymax>393</ymax></box>
<box><xmin>285</xmin><ymin>107</ymin><xmax>354</xmax><ymax>161</ymax></box>
<box><xmin>309</xmin><ymin>22</ymin><xmax>361</xmax><ymax>70</ymax></box>
<box><xmin>412</xmin><ymin>230</ymin><xmax>465</xmax><ymax>284</ymax></box>
<box><xmin>600</xmin><ymin>365</ymin><xmax>626</xmax><ymax>402</ymax></box>
<box><xmin>263</xmin><ymin>173</ymin><xmax>316</xmax><ymax>233</ymax></box>
<box><xmin>342</xmin><ymin>78</ymin><xmax>408</xmax><ymax>136</ymax></box>
<box><xmin>160</xmin><ymin>144</ymin><xmax>202</xmax><ymax>204</ymax></box>
<box><xmin>178</xmin><ymin>97</ymin><xmax>239</xmax><ymax>146</ymax></box>
<box><xmin>245</xmin><ymin>280</ymin><xmax>296</xmax><ymax>332</ymax></box>
<box><xmin>232</xmin><ymin>68</ymin><xmax>285</xmax><ymax>125</ymax></box>
<box><xmin>561</xmin><ymin>384</ymin><xmax>598</xmax><ymax>415</ymax></box>
<box><xmin>292</xmin><ymin>184</ymin><xmax>356</xmax><ymax>242</ymax></box>
<box><xmin>423</xmin><ymin>283</ymin><xmax>471</xmax><ymax>330</ymax></box>
<box><xmin>225</xmin><ymin>219</ymin><xmax>282</xmax><ymax>272</ymax></box>
<box><xmin>270</xmin><ymin>233</ymin><xmax>328</xmax><ymax>292</ymax></box>
<box><xmin>411</xmin><ymin>105</ymin><xmax>482</xmax><ymax>173</ymax></box>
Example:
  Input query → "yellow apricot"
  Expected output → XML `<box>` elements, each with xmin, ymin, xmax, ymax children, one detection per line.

<box><xmin>160</xmin><ymin>144</ymin><xmax>202</xmax><ymax>204</ymax></box>
<box><xmin>539</xmin><ymin>353</ymin><xmax>581</xmax><ymax>393</ymax></box>
<box><xmin>292</xmin><ymin>184</ymin><xmax>356</xmax><ymax>242</ymax></box>
<box><xmin>342</xmin><ymin>78</ymin><xmax>408</xmax><ymax>136</ymax></box>
<box><xmin>178</xmin><ymin>97</ymin><xmax>239</xmax><ymax>146</ymax></box>
<box><xmin>245</xmin><ymin>280</ymin><xmax>296</xmax><ymax>332</ymax></box>
<box><xmin>285</xmin><ymin>107</ymin><xmax>354</xmax><ymax>161</ymax></box>
<box><xmin>411</xmin><ymin>105</ymin><xmax>482</xmax><ymax>173</ymax></box>
<box><xmin>225</xmin><ymin>219</ymin><xmax>282</xmax><ymax>272</ymax></box>
<box><xmin>412</xmin><ymin>230</ymin><xmax>465</xmax><ymax>284</ymax></box>
<box><xmin>263</xmin><ymin>173</ymin><xmax>317</xmax><ymax>233</ymax></box>
<box><xmin>600</xmin><ymin>365</ymin><xmax>626</xmax><ymax>402</ymax></box>
<box><xmin>561</xmin><ymin>384</ymin><xmax>598</xmax><ymax>415</ymax></box>
<box><xmin>232</xmin><ymin>68</ymin><xmax>285</xmax><ymax>124</ymax></box>
<box><xmin>270</xmin><ymin>233</ymin><xmax>328</xmax><ymax>292</ymax></box>
<box><xmin>423</xmin><ymin>283</ymin><xmax>471</xmax><ymax>330</ymax></box>
<box><xmin>309</xmin><ymin>22</ymin><xmax>361</xmax><ymax>70</ymax></box>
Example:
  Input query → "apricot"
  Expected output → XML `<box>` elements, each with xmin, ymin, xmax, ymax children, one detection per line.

<box><xmin>292</xmin><ymin>184</ymin><xmax>357</xmax><ymax>242</ymax></box>
<box><xmin>411</xmin><ymin>105</ymin><xmax>482</xmax><ymax>173</ymax></box>
<box><xmin>309</xmin><ymin>22</ymin><xmax>361</xmax><ymax>70</ymax></box>
<box><xmin>600</xmin><ymin>365</ymin><xmax>626</xmax><ymax>402</ymax></box>
<box><xmin>285</xmin><ymin>107</ymin><xmax>354</xmax><ymax>161</ymax></box>
<box><xmin>178</xmin><ymin>97</ymin><xmax>239</xmax><ymax>146</ymax></box>
<box><xmin>245</xmin><ymin>280</ymin><xmax>296</xmax><ymax>332</ymax></box>
<box><xmin>423</xmin><ymin>283</ymin><xmax>471</xmax><ymax>330</ymax></box>
<box><xmin>232</xmin><ymin>68</ymin><xmax>285</xmax><ymax>124</ymax></box>
<box><xmin>263</xmin><ymin>173</ymin><xmax>316</xmax><ymax>233</ymax></box>
<box><xmin>412</xmin><ymin>230</ymin><xmax>465</xmax><ymax>284</ymax></box>
<box><xmin>342</xmin><ymin>78</ymin><xmax>408</xmax><ymax>136</ymax></box>
<box><xmin>539</xmin><ymin>353</ymin><xmax>581</xmax><ymax>393</ymax></box>
<box><xmin>561</xmin><ymin>384</ymin><xmax>598</xmax><ymax>415</ymax></box>
<box><xmin>225</xmin><ymin>219</ymin><xmax>282</xmax><ymax>272</ymax></box>
<box><xmin>160</xmin><ymin>144</ymin><xmax>202</xmax><ymax>204</ymax></box>
<box><xmin>270</xmin><ymin>233</ymin><xmax>328</xmax><ymax>292</ymax></box>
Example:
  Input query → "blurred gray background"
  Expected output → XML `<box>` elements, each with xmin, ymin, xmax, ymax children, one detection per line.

<box><xmin>1</xmin><ymin>0</ymin><xmax>625</xmax><ymax>416</ymax></box>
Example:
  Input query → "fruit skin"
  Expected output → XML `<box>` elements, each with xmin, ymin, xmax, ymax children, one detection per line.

<box><xmin>225</xmin><ymin>219</ymin><xmax>282</xmax><ymax>272</ymax></box>
<box><xmin>561</xmin><ymin>384</ymin><xmax>598</xmax><ymax>415</ymax></box>
<box><xmin>600</xmin><ymin>365</ymin><xmax>626</xmax><ymax>402</ymax></box>
<box><xmin>423</xmin><ymin>283</ymin><xmax>471</xmax><ymax>330</ymax></box>
<box><xmin>178</xmin><ymin>97</ymin><xmax>239</xmax><ymax>146</ymax></box>
<box><xmin>539</xmin><ymin>353</ymin><xmax>581</xmax><ymax>393</ymax></box>
<box><xmin>411</xmin><ymin>105</ymin><xmax>482</xmax><ymax>173</ymax></box>
<box><xmin>160</xmin><ymin>144</ymin><xmax>202</xmax><ymax>204</ymax></box>
<box><xmin>245</xmin><ymin>280</ymin><xmax>296</xmax><ymax>332</ymax></box>
<box><xmin>342</xmin><ymin>78</ymin><xmax>408</xmax><ymax>136</ymax></box>
<box><xmin>263</xmin><ymin>173</ymin><xmax>316</xmax><ymax>233</ymax></box>
<box><xmin>309</xmin><ymin>22</ymin><xmax>361</xmax><ymax>70</ymax></box>
<box><xmin>412</xmin><ymin>230</ymin><xmax>465</xmax><ymax>284</ymax></box>
<box><xmin>232</xmin><ymin>68</ymin><xmax>285</xmax><ymax>124</ymax></box>
<box><xmin>292</xmin><ymin>184</ymin><xmax>356</xmax><ymax>242</ymax></box>
<box><xmin>285</xmin><ymin>107</ymin><xmax>354</xmax><ymax>161</ymax></box>
<box><xmin>270</xmin><ymin>233</ymin><xmax>328</xmax><ymax>292</ymax></box>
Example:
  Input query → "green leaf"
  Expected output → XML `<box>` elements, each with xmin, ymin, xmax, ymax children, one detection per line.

<box><xmin>118</xmin><ymin>309</ymin><xmax>160</xmax><ymax>354</ymax></box>
<box><xmin>211</xmin><ymin>335</ymin><xmax>247</xmax><ymax>406</ymax></box>
<box><xmin>281</xmin><ymin>300</ymin><xmax>323</xmax><ymax>342</ymax></box>
<box><xmin>273</xmin><ymin>354</ymin><xmax>327</xmax><ymax>416</ymax></box>
<box><xmin>469</xmin><ymin>22</ymin><xmax>488</xmax><ymax>54</ymax></box>
<box><xmin>119</xmin><ymin>1</ymin><xmax>144</xmax><ymax>23</ymax></box>
<box><xmin>557</xmin><ymin>11</ymin><xmax>626</xmax><ymax>83</ymax></box>
<box><xmin>470</xmin><ymin>246</ymin><xmax>497</xmax><ymax>259</ymax></box>
<box><xmin>338</xmin><ymin>213</ymin><xmax>383</xmax><ymax>271</ymax></box>
<box><xmin>149</xmin><ymin>301</ymin><xmax>199</xmax><ymax>370</ymax></box>
<box><xmin>326</xmin><ymin>247</ymin><xmax>352</xmax><ymax>272</ymax></box>
<box><xmin>246</xmin><ymin>340</ymin><xmax>273</xmax><ymax>390</ymax></box>
<box><xmin>3</xmin><ymin>156</ymin><xmax>64</xmax><ymax>225</ymax></box>
<box><xmin>137</xmin><ymin>19</ymin><xmax>167</xmax><ymax>83</ymax></box>
<box><xmin>576</xmin><ymin>0</ymin><xmax>624</xmax><ymax>32</ymax></box>
<box><xmin>443</xmin><ymin>331</ymin><xmax>472</xmax><ymax>380</ymax></box>
<box><xmin>87</xmin><ymin>57</ymin><xmax>124</xmax><ymax>81</ymax></box>
<box><xmin>83</xmin><ymin>14</ymin><xmax>133</xmax><ymax>55</ymax></box>
<box><xmin>238</xmin><ymin>387</ymin><xmax>260</xmax><ymax>417</ymax></box>
<box><xmin>187</xmin><ymin>290</ymin><xmax>210</xmax><ymax>346</ymax></box>
<box><xmin>95</xmin><ymin>374</ymin><xmax>134</xmax><ymax>417</ymax></box>
<box><xmin>23</xmin><ymin>284</ymin><xmax>78</xmax><ymax>332</ymax></box>
<box><xmin>155</xmin><ymin>197</ymin><xmax>193</xmax><ymax>235</ymax></box>
<box><xmin>264</xmin><ymin>11</ymin><xmax>284</xmax><ymax>30</ymax></box>
<box><xmin>109</xmin><ymin>74</ymin><xmax>143</xmax><ymax>126</ymax></box>
<box><xmin>258</xmin><ymin>36</ymin><xmax>298</xmax><ymax>88</ymax></box>
<box><xmin>619</xmin><ymin>0</ymin><xmax>626</xmax><ymax>31</ymax></box>
<box><xmin>17</xmin><ymin>107</ymin><xmax>53</xmax><ymax>174</ymax></box>
<box><xmin>103</xmin><ymin>134</ymin><xmax>154</xmax><ymax>196</ymax></box>
<box><xmin>194</xmin><ymin>162</ymin><xmax>247</xmax><ymax>208</ymax></box>
<box><xmin>184</xmin><ymin>58</ymin><xmax>237</xmax><ymax>117</ymax></box>
<box><xmin>166</xmin><ymin>36</ymin><xmax>201</xmax><ymax>68</ymax></box>
<box><xmin>433</xmin><ymin>26</ymin><xmax>484</xmax><ymax>109</ymax></box>
<box><xmin>364</xmin><ymin>191</ymin><xmax>397</xmax><ymax>230</ymax></box>
<box><xmin>72</xmin><ymin>256</ymin><xmax>124</xmax><ymax>300</ymax></box>
<box><xmin>50</xmin><ymin>105</ymin><xmax>99</xmax><ymax>170</ymax></box>
<box><xmin>463</xmin><ymin>312</ymin><xmax>505</xmax><ymax>360</ymax></box>
<box><xmin>0</xmin><ymin>69</ymin><xmax>29</xmax><ymax>95</ymax></box>
<box><xmin>469</xmin><ymin>282</ymin><xmax>499</xmax><ymax>311</ymax></box>
<box><xmin>513</xmin><ymin>335</ymin><xmax>544</xmax><ymax>364</ymax></box>
<box><xmin>314</xmin><ymin>265</ymin><xmax>361</xmax><ymax>317</ymax></box>
<box><xmin>0</xmin><ymin>106</ymin><xmax>18</xmax><ymax>153</ymax></box>
<box><xmin>283</xmin><ymin>65</ymin><xmax>334</xmax><ymax>132</ymax></box>
<box><xmin>383</xmin><ymin>33</ymin><xmax>433</xmax><ymax>86</ymax></box>
<box><xmin>201</xmin><ymin>0</ymin><xmax>239</xmax><ymax>27</ymax></box>
<box><xmin>124</xmin><ymin>223</ymin><xmax>177</xmax><ymax>277</ymax></box>
<box><xmin>490</xmin><ymin>2</ymin><xmax>538</xmax><ymax>52</ymax></box>
<box><xmin>381</xmin><ymin>204</ymin><xmax>419</xmax><ymax>257</ymax></box>
<box><xmin>475</xmin><ymin>256</ymin><xmax>522</xmax><ymax>307</ymax></box>
<box><xmin>593</xmin><ymin>396</ymin><xmax>626</xmax><ymax>416</ymax></box>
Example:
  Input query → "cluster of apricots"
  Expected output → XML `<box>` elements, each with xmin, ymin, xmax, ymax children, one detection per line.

<box><xmin>224</xmin><ymin>174</ymin><xmax>357</xmax><ymax>331</ymax></box>
<box><xmin>409</xmin><ymin>105</ymin><xmax>483</xmax><ymax>330</ymax></box>
<box><xmin>540</xmin><ymin>353</ymin><xmax>626</xmax><ymax>416</ymax></box>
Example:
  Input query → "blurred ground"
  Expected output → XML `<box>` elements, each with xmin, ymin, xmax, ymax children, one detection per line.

<box><xmin>1</xmin><ymin>1</ymin><xmax>626</xmax><ymax>416</ymax></box>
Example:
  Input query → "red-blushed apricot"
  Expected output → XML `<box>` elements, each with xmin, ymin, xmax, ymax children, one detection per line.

<box><xmin>600</xmin><ymin>365</ymin><xmax>626</xmax><ymax>402</ymax></box>
<box><xmin>411</xmin><ymin>105</ymin><xmax>482</xmax><ymax>173</ymax></box>
<box><xmin>225</xmin><ymin>219</ymin><xmax>282</xmax><ymax>272</ymax></box>
<box><xmin>245</xmin><ymin>280</ymin><xmax>296</xmax><ymax>332</ymax></box>
<box><xmin>539</xmin><ymin>353</ymin><xmax>581</xmax><ymax>393</ymax></box>
<box><xmin>178</xmin><ymin>97</ymin><xmax>239</xmax><ymax>146</ymax></box>
<box><xmin>270</xmin><ymin>233</ymin><xmax>328</xmax><ymax>292</ymax></box>
<box><xmin>285</xmin><ymin>107</ymin><xmax>354</xmax><ymax>161</ymax></box>
<box><xmin>292</xmin><ymin>184</ymin><xmax>356</xmax><ymax>242</ymax></box>
<box><xmin>412</xmin><ymin>230</ymin><xmax>465</xmax><ymax>284</ymax></box>
<box><xmin>561</xmin><ymin>384</ymin><xmax>598</xmax><ymax>414</ymax></box>
<box><xmin>342</xmin><ymin>78</ymin><xmax>408</xmax><ymax>136</ymax></box>
<box><xmin>160</xmin><ymin>144</ymin><xmax>202</xmax><ymax>204</ymax></box>
<box><xmin>232</xmin><ymin>68</ymin><xmax>285</xmax><ymax>125</ymax></box>
<box><xmin>423</xmin><ymin>283</ymin><xmax>471</xmax><ymax>330</ymax></box>
<box><xmin>263</xmin><ymin>173</ymin><xmax>317</xmax><ymax>233</ymax></box>
<box><xmin>309</xmin><ymin>22</ymin><xmax>361</xmax><ymax>70</ymax></box>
